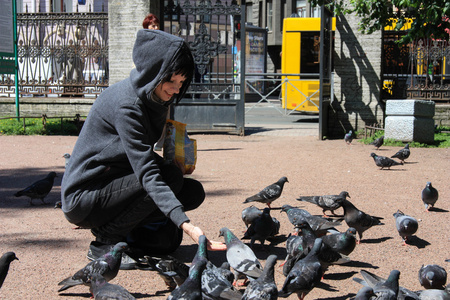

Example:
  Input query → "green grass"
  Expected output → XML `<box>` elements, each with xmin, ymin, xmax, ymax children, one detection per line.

<box><xmin>357</xmin><ymin>127</ymin><xmax>450</xmax><ymax>148</ymax></box>
<box><xmin>0</xmin><ymin>117</ymin><xmax>79</xmax><ymax>135</ymax></box>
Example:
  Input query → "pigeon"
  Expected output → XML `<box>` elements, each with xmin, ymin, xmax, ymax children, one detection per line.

<box><xmin>297</xmin><ymin>191</ymin><xmax>350</xmax><ymax>217</ymax></box>
<box><xmin>242</xmin><ymin>254</ymin><xmax>278</xmax><ymax>300</ymax></box>
<box><xmin>167</xmin><ymin>258</ymin><xmax>207</xmax><ymax>300</ymax></box>
<box><xmin>418</xmin><ymin>264</ymin><xmax>447</xmax><ymax>290</ymax></box>
<box><xmin>281</xmin><ymin>205</ymin><xmax>341</xmax><ymax>236</ymax></box>
<box><xmin>54</xmin><ymin>201</ymin><xmax>62</xmax><ymax>209</ymax></box>
<box><xmin>219</xmin><ymin>227</ymin><xmax>263</xmax><ymax>285</ymax></box>
<box><xmin>89</xmin><ymin>273</ymin><xmax>136</xmax><ymax>299</ymax></box>
<box><xmin>359</xmin><ymin>269</ymin><xmax>400</xmax><ymax>300</ymax></box>
<box><xmin>340</xmin><ymin>199</ymin><xmax>384</xmax><ymax>243</ymax></box>
<box><xmin>243</xmin><ymin>176</ymin><xmax>288</xmax><ymax>208</ymax></box>
<box><xmin>354</xmin><ymin>286</ymin><xmax>376</xmax><ymax>299</ymax></box>
<box><xmin>370</xmin><ymin>153</ymin><xmax>403</xmax><ymax>170</ymax></box>
<box><xmin>0</xmin><ymin>252</ymin><xmax>19</xmax><ymax>289</ymax></box>
<box><xmin>63</xmin><ymin>153</ymin><xmax>71</xmax><ymax>168</ymax></box>
<box><xmin>354</xmin><ymin>269</ymin><xmax>420</xmax><ymax>300</ymax></box>
<box><xmin>14</xmin><ymin>171</ymin><xmax>57</xmax><ymax>205</ymax></box>
<box><xmin>142</xmin><ymin>255</ymin><xmax>189</xmax><ymax>290</ymax></box>
<box><xmin>391</xmin><ymin>144</ymin><xmax>410</xmax><ymax>163</ymax></box>
<box><xmin>344</xmin><ymin>130</ymin><xmax>353</xmax><ymax>145</ymax></box>
<box><xmin>242</xmin><ymin>207</ymin><xmax>278</xmax><ymax>248</ymax></box>
<box><xmin>57</xmin><ymin>242</ymin><xmax>129</xmax><ymax>292</ymax></box>
<box><xmin>421</xmin><ymin>182</ymin><xmax>439</xmax><ymax>211</ymax></box>
<box><xmin>278</xmin><ymin>238</ymin><xmax>323</xmax><ymax>299</ymax></box>
<box><xmin>281</xmin><ymin>234</ymin><xmax>310</xmax><ymax>276</ymax></box>
<box><xmin>370</xmin><ymin>135</ymin><xmax>384</xmax><ymax>150</ymax></box>
<box><xmin>393</xmin><ymin>210</ymin><xmax>419</xmax><ymax>245</ymax></box>
<box><xmin>202</xmin><ymin>261</ymin><xmax>242</xmax><ymax>300</ymax></box>
<box><xmin>241</xmin><ymin>205</ymin><xmax>262</xmax><ymax>228</ymax></box>
<box><xmin>321</xmin><ymin>227</ymin><xmax>357</xmax><ymax>256</ymax></box>
<box><xmin>417</xmin><ymin>288</ymin><xmax>450</xmax><ymax>299</ymax></box>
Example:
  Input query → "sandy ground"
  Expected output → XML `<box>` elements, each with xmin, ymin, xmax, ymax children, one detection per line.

<box><xmin>0</xmin><ymin>134</ymin><xmax>448</xmax><ymax>299</ymax></box>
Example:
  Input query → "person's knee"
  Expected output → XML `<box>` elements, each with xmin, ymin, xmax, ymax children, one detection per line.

<box><xmin>181</xmin><ymin>178</ymin><xmax>205</xmax><ymax>211</ymax></box>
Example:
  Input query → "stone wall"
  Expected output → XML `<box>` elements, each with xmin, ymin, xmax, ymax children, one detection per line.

<box><xmin>435</xmin><ymin>104</ymin><xmax>450</xmax><ymax>127</ymax></box>
<box><xmin>328</xmin><ymin>6</ymin><xmax>384</xmax><ymax>138</ymax></box>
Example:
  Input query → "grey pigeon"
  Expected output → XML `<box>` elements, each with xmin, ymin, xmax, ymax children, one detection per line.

<box><xmin>242</xmin><ymin>254</ymin><xmax>278</xmax><ymax>300</ymax></box>
<box><xmin>278</xmin><ymin>238</ymin><xmax>323</xmax><ymax>299</ymax></box>
<box><xmin>63</xmin><ymin>153</ymin><xmax>71</xmax><ymax>168</ymax></box>
<box><xmin>421</xmin><ymin>182</ymin><xmax>439</xmax><ymax>211</ymax></box>
<box><xmin>418</xmin><ymin>288</ymin><xmax>450</xmax><ymax>299</ymax></box>
<box><xmin>58</xmin><ymin>242</ymin><xmax>129</xmax><ymax>292</ymax></box>
<box><xmin>142</xmin><ymin>255</ymin><xmax>189</xmax><ymax>290</ymax></box>
<box><xmin>243</xmin><ymin>177</ymin><xmax>288</xmax><ymax>208</ymax></box>
<box><xmin>321</xmin><ymin>227</ymin><xmax>357</xmax><ymax>256</ymax></box>
<box><xmin>89</xmin><ymin>273</ymin><xmax>136</xmax><ymax>299</ymax></box>
<box><xmin>219</xmin><ymin>227</ymin><xmax>263</xmax><ymax>286</ymax></box>
<box><xmin>360</xmin><ymin>269</ymin><xmax>400</xmax><ymax>300</ymax></box>
<box><xmin>393</xmin><ymin>210</ymin><xmax>419</xmax><ymax>245</ymax></box>
<box><xmin>281</xmin><ymin>204</ymin><xmax>341</xmax><ymax>236</ymax></box>
<box><xmin>14</xmin><ymin>171</ymin><xmax>57</xmax><ymax>205</ymax></box>
<box><xmin>202</xmin><ymin>261</ymin><xmax>242</xmax><ymax>300</ymax></box>
<box><xmin>345</xmin><ymin>130</ymin><xmax>353</xmax><ymax>145</ymax></box>
<box><xmin>0</xmin><ymin>252</ymin><xmax>18</xmax><ymax>289</ymax></box>
<box><xmin>418</xmin><ymin>264</ymin><xmax>447</xmax><ymax>290</ymax></box>
<box><xmin>341</xmin><ymin>199</ymin><xmax>384</xmax><ymax>243</ymax></box>
<box><xmin>354</xmin><ymin>269</ymin><xmax>420</xmax><ymax>300</ymax></box>
<box><xmin>391</xmin><ymin>144</ymin><xmax>410</xmax><ymax>163</ymax></box>
<box><xmin>354</xmin><ymin>286</ymin><xmax>376</xmax><ymax>300</ymax></box>
<box><xmin>371</xmin><ymin>153</ymin><xmax>403</xmax><ymax>170</ymax></box>
<box><xmin>298</xmin><ymin>191</ymin><xmax>350</xmax><ymax>217</ymax></box>
<box><xmin>370</xmin><ymin>135</ymin><xmax>384</xmax><ymax>150</ymax></box>
<box><xmin>242</xmin><ymin>207</ymin><xmax>278</xmax><ymax>248</ymax></box>
<box><xmin>281</xmin><ymin>233</ymin><xmax>310</xmax><ymax>276</ymax></box>
<box><xmin>241</xmin><ymin>205</ymin><xmax>262</xmax><ymax>228</ymax></box>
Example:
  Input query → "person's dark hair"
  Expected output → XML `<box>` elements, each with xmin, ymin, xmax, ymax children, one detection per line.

<box><xmin>160</xmin><ymin>42</ymin><xmax>195</xmax><ymax>103</ymax></box>
<box><xmin>142</xmin><ymin>13</ymin><xmax>160</xmax><ymax>29</ymax></box>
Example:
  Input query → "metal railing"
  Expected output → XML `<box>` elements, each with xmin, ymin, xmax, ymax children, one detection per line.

<box><xmin>0</xmin><ymin>11</ymin><xmax>108</xmax><ymax>98</ymax></box>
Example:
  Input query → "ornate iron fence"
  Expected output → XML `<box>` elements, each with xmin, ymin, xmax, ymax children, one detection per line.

<box><xmin>0</xmin><ymin>10</ymin><xmax>108</xmax><ymax>97</ymax></box>
<box><xmin>382</xmin><ymin>33</ymin><xmax>450</xmax><ymax>102</ymax></box>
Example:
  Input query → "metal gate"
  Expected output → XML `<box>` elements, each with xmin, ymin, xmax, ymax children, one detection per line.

<box><xmin>163</xmin><ymin>0</ymin><xmax>245</xmax><ymax>135</ymax></box>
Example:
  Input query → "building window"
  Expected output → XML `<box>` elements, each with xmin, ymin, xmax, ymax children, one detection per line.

<box><xmin>296</xmin><ymin>0</ymin><xmax>306</xmax><ymax>17</ymax></box>
<box><xmin>246</xmin><ymin>3</ymin><xmax>253</xmax><ymax>25</ymax></box>
<box><xmin>267</xmin><ymin>1</ymin><xmax>273</xmax><ymax>31</ymax></box>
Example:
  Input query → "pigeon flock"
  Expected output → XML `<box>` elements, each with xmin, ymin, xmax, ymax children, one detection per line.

<box><xmin>1</xmin><ymin>137</ymin><xmax>447</xmax><ymax>299</ymax></box>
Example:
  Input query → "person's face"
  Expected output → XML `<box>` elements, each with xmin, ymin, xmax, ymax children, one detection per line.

<box><xmin>148</xmin><ymin>23</ymin><xmax>159</xmax><ymax>30</ymax></box>
<box><xmin>154</xmin><ymin>73</ymin><xmax>186</xmax><ymax>102</ymax></box>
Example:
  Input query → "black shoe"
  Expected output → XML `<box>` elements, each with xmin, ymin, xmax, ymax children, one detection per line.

<box><xmin>87</xmin><ymin>241</ymin><xmax>138</xmax><ymax>270</ymax></box>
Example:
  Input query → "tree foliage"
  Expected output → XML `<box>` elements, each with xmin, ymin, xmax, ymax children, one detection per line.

<box><xmin>310</xmin><ymin>0</ymin><xmax>450</xmax><ymax>43</ymax></box>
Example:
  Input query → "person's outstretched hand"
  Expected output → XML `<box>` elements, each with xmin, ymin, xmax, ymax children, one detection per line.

<box><xmin>181</xmin><ymin>222</ymin><xmax>227</xmax><ymax>251</ymax></box>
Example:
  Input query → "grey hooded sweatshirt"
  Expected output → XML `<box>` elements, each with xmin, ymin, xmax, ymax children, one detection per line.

<box><xmin>61</xmin><ymin>29</ymin><xmax>191</xmax><ymax>228</ymax></box>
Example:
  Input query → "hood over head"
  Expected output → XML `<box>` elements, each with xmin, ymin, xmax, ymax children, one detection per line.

<box><xmin>130</xmin><ymin>29</ymin><xmax>194</xmax><ymax>103</ymax></box>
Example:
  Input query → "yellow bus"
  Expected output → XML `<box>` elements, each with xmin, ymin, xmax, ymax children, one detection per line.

<box><xmin>281</xmin><ymin>17</ymin><xmax>335</xmax><ymax>112</ymax></box>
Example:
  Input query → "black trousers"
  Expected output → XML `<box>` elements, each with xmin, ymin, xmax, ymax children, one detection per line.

<box><xmin>75</xmin><ymin>164</ymin><xmax>205</xmax><ymax>246</ymax></box>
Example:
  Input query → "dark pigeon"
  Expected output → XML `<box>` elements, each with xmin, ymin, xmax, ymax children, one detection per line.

<box><xmin>202</xmin><ymin>261</ymin><xmax>242</xmax><ymax>300</ymax></box>
<box><xmin>354</xmin><ymin>269</ymin><xmax>420</xmax><ymax>300</ymax></box>
<box><xmin>370</xmin><ymin>135</ymin><xmax>384</xmax><ymax>150</ymax></box>
<box><xmin>14</xmin><ymin>171</ymin><xmax>57</xmax><ymax>205</ymax></box>
<box><xmin>242</xmin><ymin>254</ymin><xmax>278</xmax><ymax>300</ymax></box>
<box><xmin>243</xmin><ymin>176</ymin><xmax>288</xmax><ymax>208</ymax></box>
<box><xmin>354</xmin><ymin>286</ymin><xmax>375</xmax><ymax>300</ymax></box>
<box><xmin>142</xmin><ymin>255</ymin><xmax>189</xmax><ymax>290</ymax></box>
<box><xmin>167</xmin><ymin>259</ymin><xmax>207</xmax><ymax>300</ymax></box>
<box><xmin>242</xmin><ymin>207</ymin><xmax>278</xmax><ymax>248</ymax></box>
<box><xmin>345</xmin><ymin>130</ymin><xmax>353</xmax><ymax>145</ymax></box>
<box><xmin>418</xmin><ymin>264</ymin><xmax>447</xmax><ymax>290</ymax></box>
<box><xmin>241</xmin><ymin>205</ymin><xmax>262</xmax><ymax>228</ymax></box>
<box><xmin>298</xmin><ymin>191</ymin><xmax>350</xmax><ymax>217</ymax></box>
<box><xmin>281</xmin><ymin>234</ymin><xmax>310</xmax><ymax>276</ymax></box>
<box><xmin>57</xmin><ymin>242</ymin><xmax>128</xmax><ymax>292</ymax></box>
<box><xmin>0</xmin><ymin>252</ymin><xmax>19</xmax><ymax>289</ymax></box>
<box><xmin>340</xmin><ymin>199</ymin><xmax>384</xmax><ymax>243</ymax></box>
<box><xmin>421</xmin><ymin>182</ymin><xmax>439</xmax><ymax>211</ymax></box>
<box><xmin>278</xmin><ymin>238</ymin><xmax>323</xmax><ymax>299</ymax></box>
<box><xmin>219</xmin><ymin>227</ymin><xmax>263</xmax><ymax>286</ymax></box>
<box><xmin>393</xmin><ymin>210</ymin><xmax>419</xmax><ymax>245</ymax></box>
<box><xmin>321</xmin><ymin>227</ymin><xmax>357</xmax><ymax>256</ymax></box>
<box><xmin>89</xmin><ymin>273</ymin><xmax>136</xmax><ymax>300</ymax></box>
<box><xmin>360</xmin><ymin>269</ymin><xmax>400</xmax><ymax>300</ymax></box>
<box><xmin>370</xmin><ymin>153</ymin><xmax>403</xmax><ymax>170</ymax></box>
<box><xmin>391</xmin><ymin>144</ymin><xmax>410</xmax><ymax>163</ymax></box>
